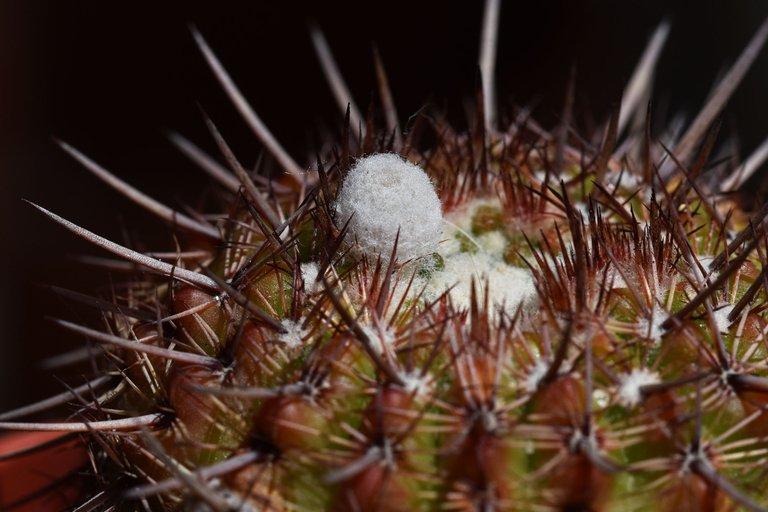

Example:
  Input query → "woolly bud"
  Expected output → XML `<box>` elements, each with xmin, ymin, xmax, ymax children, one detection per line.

<box><xmin>334</xmin><ymin>153</ymin><xmax>442</xmax><ymax>262</ymax></box>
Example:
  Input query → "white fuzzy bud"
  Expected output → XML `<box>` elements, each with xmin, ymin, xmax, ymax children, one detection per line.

<box><xmin>334</xmin><ymin>153</ymin><xmax>443</xmax><ymax>262</ymax></box>
<box><xmin>617</xmin><ymin>368</ymin><xmax>659</xmax><ymax>408</ymax></box>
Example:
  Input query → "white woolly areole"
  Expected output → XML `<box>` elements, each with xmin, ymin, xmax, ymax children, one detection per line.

<box><xmin>602</xmin><ymin>265</ymin><xmax>628</xmax><ymax>290</ymax></box>
<box><xmin>638</xmin><ymin>304</ymin><xmax>668</xmax><ymax>343</ymax></box>
<box><xmin>300</xmin><ymin>262</ymin><xmax>320</xmax><ymax>294</ymax></box>
<box><xmin>617</xmin><ymin>368</ymin><xmax>659</xmax><ymax>408</ymax></box>
<box><xmin>593</xmin><ymin>389</ymin><xmax>610</xmax><ymax>408</ymax></box>
<box><xmin>426</xmin><ymin>252</ymin><xmax>537</xmax><ymax>316</ymax></box>
<box><xmin>398</xmin><ymin>370</ymin><xmax>433</xmax><ymax>399</ymax></box>
<box><xmin>334</xmin><ymin>153</ymin><xmax>442</xmax><ymax>262</ymax></box>
<box><xmin>691</xmin><ymin>255</ymin><xmax>719</xmax><ymax>283</ymax></box>
<box><xmin>714</xmin><ymin>303</ymin><xmax>735</xmax><ymax>333</ymax></box>
<box><xmin>524</xmin><ymin>361</ymin><xmax>550</xmax><ymax>392</ymax></box>
<box><xmin>606</xmin><ymin>170</ymin><xmax>644</xmax><ymax>190</ymax></box>
<box><xmin>278</xmin><ymin>320</ymin><xmax>307</xmax><ymax>349</ymax></box>
<box><xmin>362</xmin><ymin>324</ymin><xmax>395</xmax><ymax>354</ymax></box>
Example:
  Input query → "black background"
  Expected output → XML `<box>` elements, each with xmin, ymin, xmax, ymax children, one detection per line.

<box><xmin>1</xmin><ymin>0</ymin><xmax>768</xmax><ymax>410</ymax></box>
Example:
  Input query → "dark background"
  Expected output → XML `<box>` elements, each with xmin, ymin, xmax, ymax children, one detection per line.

<box><xmin>1</xmin><ymin>0</ymin><xmax>767</xmax><ymax>410</ymax></box>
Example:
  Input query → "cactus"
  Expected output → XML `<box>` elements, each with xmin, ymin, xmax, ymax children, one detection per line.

<box><xmin>4</xmin><ymin>3</ymin><xmax>768</xmax><ymax>511</ymax></box>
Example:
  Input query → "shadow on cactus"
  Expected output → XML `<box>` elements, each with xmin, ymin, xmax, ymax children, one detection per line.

<box><xmin>3</xmin><ymin>2</ymin><xmax>768</xmax><ymax>511</ymax></box>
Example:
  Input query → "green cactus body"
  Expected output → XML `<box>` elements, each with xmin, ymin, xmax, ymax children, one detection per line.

<box><xmin>4</xmin><ymin>4</ymin><xmax>768</xmax><ymax>512</ymax></box>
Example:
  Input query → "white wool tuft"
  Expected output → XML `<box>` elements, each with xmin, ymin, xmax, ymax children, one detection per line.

<box><xmin>714</xmin><ymin>303</ymin><xmax>735</xmax><ymax>333</ymax></box>
<box><xmin>617</xmin><ymin>368</ymin><xmax>659</xmax><ymax>407</ymax></box>
<box><xmin>300</xmin><ymin>262</ymin><xmax>320</xmax><ymax>293</ymax></box>
<box><xmin>425</xmin><ymin>252</ymin><xmax>537</xmax><ymax>316</ymax></box>
<box><xmin>334</xmin><ymin>153</ymin><xmax>443</xmax><ymax>262</ymax></box>
<box><xmin>278</xmin><ymin>320</ymin><xmax>307</xmax><ymax>349</ymax></box>
<box><xmin>398</xmin><ymin>371</ymin><xmax>433</xmax><ymax>399</ymax></box>
<box><xmin>362</xmin><ymin>324</ymin><xmax>396</xmax><ymax>354</ymax></box>
<box><xmin>638</xmin><ymin>304</ymin><xmax>667</xmax><ymax>343</ymax></box>
<box><xmin>604</xmin><ymin>169</ymin><xmax>644</xmax><ymax>193</ymax></box>
<box><xmin>593</xmin><ymin>389</ymin><xmax>610</xmax><ymax>408</ymax></box>
<box><xmin>573</xmin><ymin>201</ymin><xmax>590</xmax><ymax>219</ymax></box>
<box><xmin>524</xmin><ymin>361</ymin><xmax>549</xmax><ymax>392</ymax></box>
<box><xmin>603</xmin><ymin>266</ymin><xmax>628</xmax><ymax>290</ymax></box>
<box><xmin>691</xmin><ymin>255</ymin><xmax>719</xmax><ymax>283</ymax></box>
